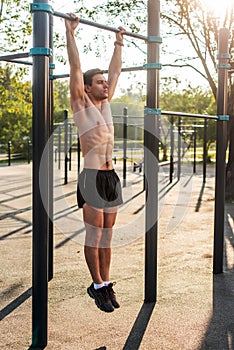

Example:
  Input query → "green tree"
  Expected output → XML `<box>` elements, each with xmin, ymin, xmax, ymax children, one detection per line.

<box><xmin>0</xmin><ymin>65</ymin><xmax>32</xmax><ymax>156</ymax></box>
<box><xmin>0</xmin><ymin>0</ymin><xmax>31</xmax><ymax>53</ymax></box>
<box><xmin>160</xmin><ymin>83</ymin><xmax>216</xmax><ymax>161</ymax></box>
<box><xmin>53</xmin><ymin>80</ymin><xmax>71</xmax><ymax>123</ymax></box>
<box><xmin>161</xmin><ymin>0</ymin><xmax>234</xmax><ymax>198</ymax></box>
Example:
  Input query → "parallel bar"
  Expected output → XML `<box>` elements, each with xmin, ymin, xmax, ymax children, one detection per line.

<box><xmin>161</xmin><ymin>110</ymin><xmax>218</xmax><ymax>120</ymax></box>
<box><xmin>53</xmin><ymin>10</ymin><xmax>148</xmax><ymax>41</ymax></box>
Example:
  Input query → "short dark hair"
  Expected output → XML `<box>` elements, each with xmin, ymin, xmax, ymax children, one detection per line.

<box><xmin>83</xmin><ymin>68</ymin><xmax>104</xmax><ymax>86</ymax></box>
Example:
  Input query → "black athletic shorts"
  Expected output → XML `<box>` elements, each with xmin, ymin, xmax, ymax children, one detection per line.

<box><xmin>77</xmin><ymin>168</ymin><xmax>123</xmax><ymax>209</ymax></box>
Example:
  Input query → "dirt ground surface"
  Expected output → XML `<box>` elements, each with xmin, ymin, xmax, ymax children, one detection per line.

<box><xmin>0</xmin><ymin>162</ymin><xmax>234</xmax><ymax>350</ymax></box>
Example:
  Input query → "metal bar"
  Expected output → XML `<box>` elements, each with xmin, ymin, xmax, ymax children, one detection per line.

<box><xmin>77</xmin><ymin>137</ymin><xmax>81</xmax><ymax>176</ymax></box>
<box><xmin>170</xmin><ymin>117</ymin><xmax>174</xmax><ymax>183</ymax></box>
<box><xmin>0</xmin><ymin>58</ymin><xmax>32</xmax><ymax>65</ymax></box>
<box><xmin>213</xmin><ymin>28</ymin><xmax>229</xmax><ymax>274</ymax></box>
<box><xmin>27</xmin><ymin>140</ymin><xmax>31</xmax><ymax>164</ymax></box>
<box><xmin>64</xmin><ymin>109</ymin><xmax>68</xmax><ymax>185</ymax></box>
<box><xmin>31</xmin><ymin>0</ymin><xmax>49</xmax><ymax>347</ymax></box>
<box><xmin>177</xmin><ymin>117</ymin><xmax>182</xmax><ymax>181</ymax></box>
<box><xmin>69</xmin><ymin>123</ymin><xmax>72</xmax><ymax>171</ymax></box>
<box><xmin>48</xmin><ymin>14</ymin><xmax>54</xmax><ymax>282</ymax></box>
<box><xmin>161</xmin><ymin>110</ymin><xmax>218</xmax><ymax>120</ymax></box>
<box><xmin>123</xmin><ymin>107</ymin><xmax>128</xmax><ymax>188</ymax></box>
<box><xmin>203</xmin><ymin>118</ymin><xmax>207</xmax><ymax>183</ymax></box>
<box><xmin>53</xmin><ymin>10</ymin><xmax>148</xmax><ymax>41</ymax></box>
<box><xmin>51</xmin><ymin>66</ymin><xmax>145</xmax><ymax>80</ymax></box>
<box><xmin>193</xmin><ymin>121</ymin><xmax>197</xmax><ymax>174</ymax></box>
<box><xmin>8</xmin><ymin>141</ymin><xmax>11</xmax><ymax>166</ymax></box>
<box><xmin>0</xmin><ymin>52</ymin><xmax>30</xmax><ymax>60</ymax></box>
<box><xmin>144</xmin><ymin>0</ymin><xmax>160</xmax><ymax>304</ymax></box>
<box><xmin>58</xmin><ymin>124</ymin><xmax>61</xmax><ymax>170</ymax></box>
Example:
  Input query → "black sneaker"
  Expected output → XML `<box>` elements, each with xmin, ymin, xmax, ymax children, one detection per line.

<box><xmin>87</xmin><ymin>283</ymin><xmax>114</xmax><ymax>313</ymax></box>
<box><xmin>107</xmin><ymin>282</ymin><xmax>120</xmax><ymax>308</ymax></box>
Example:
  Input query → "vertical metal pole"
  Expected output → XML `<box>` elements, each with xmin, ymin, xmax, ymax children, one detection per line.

<box><xmin>144</xmin><ymin>0</ymin><xmax>160</xmax><ymax>303</ymax></box>
<box><xmin>28</xmin><ymin>140</ymin><xmax>31</xmax><ymax>164</ymax></box>
<box><xmin>64</xmin><ymin>109</ymin><xmax>68</xmax><ymax>185</ymax></box>
<box><xmin>58</xmin><ymin>124</ymin><xmax>61</xmax><ymax>169</ymax></box>
<box><xmin>48</xmin><ymin>14</ymin><xmax>54</xmax><ymax>282</ymax></box>
<box><xmin>193</xmin><ymin>120</ymin><xmax>197</xmax><ymax>174</ymax></box>
<box><xmin>123</xmin><ymin>107</ymin><xmax>128</xmax><ymax>187</ymax></box>
<box><xmin>69</xmin><ymin>123</ymin><xmax>72</xmax><ymax>171</ymax></box>
<box><xmin>8</xmin><ymin>141</ymin><xmax>11</xmax><ymax>166</ymax></box>
<box><xmin>77</xmin><ymin>137</ymin><xmax>81</xmax><ymax>175</ymax></box>
<box><xmin>170</xmin><ymin>116</ymin><xmax>174</xmax><ymax>183</ymax></box>
<box><xmin>213</xmin><ymin>28</ymin><xmax>229</xmax><ymax>274</ymax></box>
<box><xmin>178</xmin><ymin>117</ymin><xmax>181</xmax><ymax>180</ymax></box>
<box><xmin>203</xmin><ymin>118</ymin><xmax>207</xmax><ymax>183</ymax></box>
<box><xmin>31</xmin><ymin>0</ymin><xmax>49</xmax><ymax>347</ymax></box>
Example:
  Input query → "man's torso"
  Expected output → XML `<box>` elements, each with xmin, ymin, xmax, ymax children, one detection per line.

<box><xmin>73</xmin><ymin>96</ymin><xmax>114</xmax><ymax>170</ymax></box>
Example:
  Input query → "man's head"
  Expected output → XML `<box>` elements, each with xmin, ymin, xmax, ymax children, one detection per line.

<box><xmin>83</xmin><ymin>68</ymin><xmax>109</xmax><ymax>101</ymax></box>
<box><xmin>83</xmin><ymin>68</ymin><xmax>104</xmax><ymax>86</ymax></box>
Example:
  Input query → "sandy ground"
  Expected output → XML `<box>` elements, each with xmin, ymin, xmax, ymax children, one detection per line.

<box><xmin>0</xmin><ymin>162</ymin><xmax>233</xmax><ymax>350</ymax></box>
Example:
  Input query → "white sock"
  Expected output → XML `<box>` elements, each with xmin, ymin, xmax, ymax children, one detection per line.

<box><xmin>94</xmin><ymin>282</ymin><xmax>105</xmax><ymax>290</ymax></box>
<box><xmin>103</xmin><ymin>281</ymin><xmax>110</xmax><ymax>286</ymax></box>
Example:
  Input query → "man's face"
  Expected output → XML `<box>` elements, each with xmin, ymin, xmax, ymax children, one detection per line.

<box><xmin>85</xmin><ymin>74</ymin><xmax>109</xmax><ymax>101</ymax></box>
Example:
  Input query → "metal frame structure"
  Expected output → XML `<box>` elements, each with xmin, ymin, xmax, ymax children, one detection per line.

<box><xmin>0</xmin><ymin>1</ymin><xmax>229</xmax><ymax>348</ymax></box>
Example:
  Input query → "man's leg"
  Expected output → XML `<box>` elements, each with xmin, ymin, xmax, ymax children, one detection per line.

<box><xmin>83</xmin><ymin>203</ymin><xmax>114</xmax><ymax>312</ymax></box>
<box><xmin>99</xmin><ymin>207</ymin><xmax>120</xmax><ymax>308</ymax></box>
<box><xmin>83</xmin><ymin>203</ymin><xmax>104</xmax><ymax>284</ymax></box>
<box><xmin>99</xmin><ymin>207</ymin><xmax>117</xmax><ymax>282</ymax></box>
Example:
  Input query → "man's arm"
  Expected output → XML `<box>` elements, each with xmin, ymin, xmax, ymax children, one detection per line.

<box><xmin>108</xmin><ymin>28</ymin><xmax>125</xmax><ymax>101</ymax></box>
<box><xmin>65</xmin><ymin>14</ymin><xmax>85</xmax><ymax>112</ymax></box>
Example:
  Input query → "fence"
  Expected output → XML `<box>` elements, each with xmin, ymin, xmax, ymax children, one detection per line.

<box><xmin>0</xmin><ymin>141</ymin><xmax>32</xmax><ymax>165</ymax></box>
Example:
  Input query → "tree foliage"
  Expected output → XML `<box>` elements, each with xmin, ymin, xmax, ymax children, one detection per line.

<box><xmin>160</xmin><ymin>0</ymin><xmax>234</xmax><ymax>198</ymax></box>
<box><xmin>0</xmin><ymin>65</ymin><xmax>32</xmax><ymax>155</ymax></box>
<box><xmin>0</xmin><ymin>0</ymin><xmax>31</xmax><ymax>53</ymax></box>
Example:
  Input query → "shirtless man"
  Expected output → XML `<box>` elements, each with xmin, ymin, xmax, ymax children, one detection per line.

<box><xmin>65</xmin><ymin>14</ymin><xmax>125</xmax><ymax>313</ymax></box>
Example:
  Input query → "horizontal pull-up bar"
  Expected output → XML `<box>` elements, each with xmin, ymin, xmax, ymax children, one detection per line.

<box><xmin>54</xmin><ymin>11</ymin><xmax>148</xmax><ymax>41</ymax></box>
<box><xmin>161</xmin><ymin>110</ymin><xmax>219</xmax><ymax>120</ymax></box>
<box><xmin>30</xmin><ymin>3</ymin><xmax>148</xmax><ymax>41</ymax></box>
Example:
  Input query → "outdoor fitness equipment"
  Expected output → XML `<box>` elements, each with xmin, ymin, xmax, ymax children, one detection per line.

<box><xmin>0</xmin><ymin>1</ymin><xmax>229</xmax><ymax>348</ymax></box>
